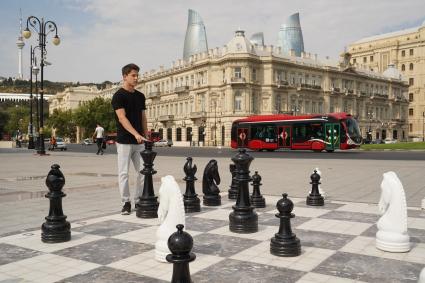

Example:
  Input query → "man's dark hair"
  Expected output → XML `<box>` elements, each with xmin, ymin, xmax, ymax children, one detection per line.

<box><xmin>122</xmin><ymin>63</ymin><xmax>140</xmax><ymax>76</ymax></box>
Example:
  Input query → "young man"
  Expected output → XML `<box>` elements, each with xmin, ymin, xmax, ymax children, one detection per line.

<box><xmin>112</xmin><ymin>63</ymin><xmax>148</xmax><ymax>215</ymax></box>
<box><xmin>93</xmin><ymin>123</ymin><xmax>105</xmax><ymax>155</ymax></box>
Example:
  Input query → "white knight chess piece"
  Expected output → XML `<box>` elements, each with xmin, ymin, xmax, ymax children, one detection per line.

<box><xmin>376</xmin><ymin>171</ymin><xmax>410</xmax><ymax>252</ymax></box>
<box><xmin>155</xmin><ymin>175</ymin><xmax>185</xmax><ymax>262</ymax></box>
<box><xmin>419</xmin><ymin>267</ymin><xmax>425</xmax><ymax>283</ymax></box>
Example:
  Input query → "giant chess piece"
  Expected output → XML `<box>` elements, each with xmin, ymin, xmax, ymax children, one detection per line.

<box><xmin>41</xmin><ymin>164</ymin><xmax>71</xmax><ymax>243</ymax></box>
<box><xmin>376</xmin><ymin>171</ymin><xmax>410</xmax><ymax>252</ymax></box>
<box><xmin>228</xmin><ymin>163</ymin><xmax>238</xmax><ymax>200</ymax></box>
<box><xmin>419</xmin><ymin>267</ymin><xmax>425</xmax><ymax>283</ymax></box>
<box><xmin>183</xmin><ymin>157</ymin><xmax>201</xmax><ymax>213</ymax></box>
<box><xmin>250</xmin><ymin>171</ymin><xmax>266</xmax><ymax>208</ymax></box>
<box><xmin>314</xmin><ymin>167</ymin><xmax>326</xmax><ymax>199</ymax></box>
<box><xmin>306</xmin><ymin>169</ymin><xmax>324</xmax><ymax>206</ymax></box>
<box><xmin>202</xmin><ymin>159</ymin><xmax>221</xmax><ymax>206</ymax></box>
<box><xmin>136</xmin><ymin>141</ymin><xmax>159</xmax><ymax>218</ymax></box>
<box><xmin>270</xmin><ymin>193</ymin><xmax>301</xmax><ymax>257</ymax></box>
<box><xmin>166</xmin><ymin>224</ymin><xmax>196</xmax><ymax>283</ymax></box>
<box><xmin>229</xmin><ymin>149</ymin><xmax>258</xmax><ymax>233</ymax></box>
<box><xmin>155</xmin><ymin>176</ymin><xmax>186</xmax><ymax>262</ymax></box>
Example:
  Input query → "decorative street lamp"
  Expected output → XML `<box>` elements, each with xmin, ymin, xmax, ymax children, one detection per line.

<box><xmin>33</xmin><ymin>63</ymin><xmax>40</xmax><ymax>150</ymax></box>
<box><xmin>28</xmin><ymin>45</ymin><xmax>40</xmax><ymax>149</ymax></box>
<box><xmin>367</xmin><ymin>111</ymin><xmax>374</xmax><ymax>142</ymax></box>
<box><xmin>23</xmin><ymin>16</ymin><xmax>60</xmax><ymax>155</ymax></box>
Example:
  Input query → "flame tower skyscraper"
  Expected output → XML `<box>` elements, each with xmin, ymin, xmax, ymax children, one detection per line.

<box><xmin>277</xmin><ymin>13</ymin><xmax>305</xmax><ymax>57</ymax></box>
<box><xmin>183</xmin><ymin>9</ymin><xmax>208</xmax><ymax>60</ymax></box>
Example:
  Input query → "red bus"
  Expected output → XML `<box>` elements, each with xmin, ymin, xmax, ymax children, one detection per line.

<box><xmin>231</xmin><ymin>112</ymin><xmax>362</xmax><ymax>152</ymax></box>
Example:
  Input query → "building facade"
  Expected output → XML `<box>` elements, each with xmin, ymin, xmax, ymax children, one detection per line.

<box><xmin>138</xmin><ymin>30</ymin><xmax>408</xmax><ymax>147</ymax></box>
<box><xmin>348</xmin><ymin>22</ymin><xmax>425</xmax><ymax>140</ymax></box>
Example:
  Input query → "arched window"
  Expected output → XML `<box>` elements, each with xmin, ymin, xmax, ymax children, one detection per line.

<box><xmin>409</xmin><ymin>63</ymin><xmax>413</xmax><ymax>71</ymax></box>
<box><xmin>176</xmin><ymin>128</ymin><xmax>182</xmax><ymax>141</ymax></box>
<box><xmin>186</xmin><ymin>127</ymin><xmax>192</xmax><ymax>142</ymax></box>
<box><xmin>401</xmin><ymin>64</ymin><xmax>405</xmax><ymax>71</ymax></box>
<box><xmin>234</xmin><ymin>91</ymin><xmax>242</xmax><ymax>111</ymax></box>
<box><xmin>159</xmin><ymin>128</ymin><xmax>163</xmax><ymax>139</ymax></box>
<box><xmin>167</xmin><ymin>128</ymin><xmax>172</xmax><ymax>140</ymax></box>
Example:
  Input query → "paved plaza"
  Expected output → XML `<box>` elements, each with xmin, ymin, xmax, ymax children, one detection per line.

<box><xmin>0</xmin><ymin>148</ymin><xmax>424</xmax><ymax>282</ymax></box>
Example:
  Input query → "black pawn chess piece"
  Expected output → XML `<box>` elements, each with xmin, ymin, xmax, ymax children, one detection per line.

<box><xmin>41</xmin><ymin>164</ymin><xmax>71</xmax><ymax>243</ymax></box>
<box><xmin>228</xmin><ymin>163</ymin><xmax>238</xmax><ymax>200</ymax></box>
<box><xmin>229</xmin><ymin>149</ymin><xmax>258</xmax><ymax>233</ymax></box>
<box><xmin>202</xmin><ymin>159</ymin><xmax>221</xmax><ymax>206</ymax></box>
<box><xmin>270</xmin><ymin>193</ymin><xmax>301</xmax><ymax>257</ymax></box>
<box><xmin>306</xmin><ymin>169</ymin><xmax>324</xmax><ymax>206</ymax></box>
<box><xmin>250</xmin><ymin>171</ymin><xmax>266</xmax><ymax>208</ymax></box>
<box><xmin>136</xmin><ymin>141</ymin><xmax>159</xmax><ymax>218</ymax></box>
<box><xmin>183</xmin><ymin>157</ymin><xmax>201</xmax><ymax>213</ymax></box>
<box><xmin>166</xmin><ymin>224</ymin><xmax>196</xmax><ymax>283</ymax></box>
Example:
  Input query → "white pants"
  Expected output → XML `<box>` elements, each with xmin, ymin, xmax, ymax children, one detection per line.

<box><xmin>116</xmin><ymin>143</ymin><xmax>144</xmax><ymax>203</ymax></box>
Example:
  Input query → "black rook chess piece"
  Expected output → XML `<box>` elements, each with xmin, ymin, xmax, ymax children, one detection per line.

<box><xmin>41</xmin><ymin>164</ymin><xmax>71</xmax><ymax>243</ymax></box>
<box><xmin>136</xmin><ymin>141</ymin><xmax>159</xmax><ymax>218</ymax></box>
<box><xmin>250</xmin><ymin>171</ymin><xmax>266</xmax><ymax>208</ymax></box>
<box><xmin>228</xmin><ymin>163</ymin><xmax>238</xmax><ymax>200</ymax></box>
<box><xmin>306</xmin><ymin>169</ymin><xmax>324</xmax><ymax>206</ymax></box>
<box><xmin>202</xmin><ymin>159</ymin><xmax>221</xmax><ymax>206</ymax></box>
<box><xmin>166</xmin><ymin>224</ymin><xmax>196</xmax><ymax>283</ymax></box>
<box><xmin>229</xmin><ymin>149</ymin><xmax>258</xmax><ymax>233</ymax></box>
<box><xmin>183</xmin><ymin>157</ymin><xmax>201</xmax><ymax>213</ymax></box>
<box><xmin>270</xmin><ymin>193</ymin><xmax>301</xmax><ymax>257</ymax></box>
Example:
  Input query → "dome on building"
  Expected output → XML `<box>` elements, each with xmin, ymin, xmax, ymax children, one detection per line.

<box><xmin>226</xmin><ymin>30</ymin><xmax>256</xmax><ymax>54</ymax></box>
<box><xmin>383</xmin><ymin>64</ymin><xmax>403</xmax><ymax>80</ymax></box>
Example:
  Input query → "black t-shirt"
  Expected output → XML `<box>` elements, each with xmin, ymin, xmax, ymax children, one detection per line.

<box><xmin>111</xmin><ymin>88</ymin><xmax>146</xmax><ymax>144</ymax></box>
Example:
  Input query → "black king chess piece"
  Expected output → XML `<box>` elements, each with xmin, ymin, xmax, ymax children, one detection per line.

<box><xmin>166</xmin><ymin>224</ymin><xmax>196</xmax><ymax>283</ymax></box>
<box><xmin>250</xmin><ymin>171</ymin><xmax>266</xmax><ymax>208</ymax></box>
<box><xmin>229</xmin><ymin>149</ymin><xmax>258</xmax><ymax>233</ymax></box>
<box><xmin>41</xmin><ymin>164</ymin><xmax>71</xmax><ymax>243</ymax></box>
<box><xmin>270</xmin><ymin>193</ymin><xmax>301</xmax><ymax>257</ymax></box>
<box><xmin>136</xmin><ymin>141</ymin><xmax>159</xmax><ymax>218</ymax></box>
<box><xmin>228</xmin><ymin>163</ymin><xmax>238</xmax><ymax>200</ymax></box>
<box><xmin>306</xmin><ymin>169</ymin><xmax>324</xmax><ymax>206</ymax></box>
<box><xmin>202</xmin><ymin>159</ymin><xmax>221</xmax><ymax>206</ymax></box>
<box><xmin>183</xmin><ymin>157</ymin><xmax>201</xmax><ymax>213</ymax></box>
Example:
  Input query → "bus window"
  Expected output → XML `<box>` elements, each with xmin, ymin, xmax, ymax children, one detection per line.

<box><xmin>310</xmin><ymin>124</ymin><xmax>324</xmax><ymax>140</ymax></box>
<box><xmin>251</xmin><ymin>125</ymin><xmax>276</xmax><ymax>143</ymax></box>
<box><xmin>293</xmin><ymin>124</ymin><xmax>308</xmax><ymax>143</ymax></box>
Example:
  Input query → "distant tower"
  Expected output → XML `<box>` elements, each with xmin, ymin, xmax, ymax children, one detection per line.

<box><xmin>277</xmin><ymin>13</ymin><xmax>304</xmax><ymax>56</ymax></box>
<box><xmin>183</xmin><ymin>9</ymin><xmax>208</xmax><ymax>60</ymax></box>
<box><xmin>250</xmin><ymin>32</ymin><xmax>265</xmax><ymax>46</ymax></box>
<box><xmin>16</xmin><ymin>9</ymin><xmax>25</xmax><ymax>80</ymax></box>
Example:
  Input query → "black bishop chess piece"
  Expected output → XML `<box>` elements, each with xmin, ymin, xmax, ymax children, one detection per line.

<box><xmin>250</xmin><ymin>171</ymin><xmax>266</xmax><ymax>208</ymax></box>
<box><xmin>136</xmin><ymin>141</ymin><xmax>159</xmax><ymax>218</ymax></box>
<box><xmin>229</xmin><ymin>149</ymin><xmax>258</xmax><ymax>233</ymax></box>
<box><xmin>202</xmin><ymin>159</ymin><xmax>221</xmax><ymax>206</ymax></box>
<box><xmin>270</xmin><ymin>193</ymin><xmax>301</xmax><ymax>257</ymax></box>
<box><xmin>228</xmin><ymin>163</ymin><xmax>238</xmax><ymax>200</ymax></box>
<box><xmin>183</xmin><ymin>157</ymin><xmax>201</xmax><ymax>213</ymax></box>
<box><xmin>166</xmin><ymin>224</ymin><xmax>196</xmax><ymax>283</ymax></box>
<box><xmin>41</xmin><ymin>164</ymin><xmax>71</xmax><ymax>243</ymax></box>
<box><xmin>306</xmin><ymin>169</ymin><xmax>324</xmax><ymax>206</ymax></box>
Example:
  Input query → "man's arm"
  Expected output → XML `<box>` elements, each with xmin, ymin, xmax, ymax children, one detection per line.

<box><xmin>115</xmin><ymin>108</ymin><xmax>147</xmax><ymax>143</ymax></box>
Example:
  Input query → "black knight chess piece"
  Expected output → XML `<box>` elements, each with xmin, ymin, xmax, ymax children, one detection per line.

<box><xmin>136</xmin><ymin>141</ymin><xmax>159</xmax><ymax>218</ymax></box>
<box><xmin>306</xmin><ymin>169</ymin><xmax>324</xmax><ymax>206</ymax></box>
<box><xmin>202</xmin><ymin>159</ymin><xmax>221</xmax><ymax>206</ymax></box>
<box><xmin>270</xmin><ymin>193</ymin><xmax>301</xmax><ymax>257</ymax></box>
<box><xmin>228</xmin><ymin>163</ymin><xmax>238</xmax><ymax>200</ymax></box>
<box><xmin>250</xmin><ymin>171</ymin><xmax>266</xmax><ymax>208</ymax></box>
<box><xmin>41</xmin><ymin>164</ymin><xmax>71</xmax><ymax>243</ymax></box>
<box><xmin>183</xmin><ymin>157</ymin><xmax>201</xmax><ymax>213</ymax></box>
<box><xmin>166</xmin><ymin>224</ymin><xmax>196</xmax><ymax>283</ymax></box>
<box><xmin>229</xmin><ymin>149</ymin><xmax>258</xmax><ymax>233</ymax></box>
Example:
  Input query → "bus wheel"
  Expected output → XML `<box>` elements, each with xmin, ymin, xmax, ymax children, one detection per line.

<box><xmin>326</xmin><ymin>149</ymin><xmax>334</xmax><ymax>153</ymax></box>
<box><xmin>313</xmin><ymin>149</ymin><xmax>322</xmax><ymax>153</ymax></box>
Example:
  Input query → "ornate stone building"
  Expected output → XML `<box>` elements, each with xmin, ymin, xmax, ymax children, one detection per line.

<box><xmin>348</xmin><ymin>22</ymin><xmax>425</xmax><ymax>140</ymax></box>
<box><xmin>138</xmin><ymin>30</ymin><xmax>409</xmax><ymax>146</ymax></box>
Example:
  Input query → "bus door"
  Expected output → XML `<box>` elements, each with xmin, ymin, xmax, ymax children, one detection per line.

<box><xmin>325</xmin><ymin>123</ymin><xmax>340</xmax><ymax>150</ymax></box>
<box><xmin>237</xmin><ymin>128</ymin><xmax>249</xmax><ymax>148</ymax></box>
<box><xmin>278</xmin><ymin>126</ymin><xmax>291</xmax><ymax>148</ymax></box>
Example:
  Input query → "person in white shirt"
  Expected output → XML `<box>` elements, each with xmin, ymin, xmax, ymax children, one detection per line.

<box><xmin>93</xmin><ymin>123</ymin><xmax>105</xmax><ymax>155</ymax></box>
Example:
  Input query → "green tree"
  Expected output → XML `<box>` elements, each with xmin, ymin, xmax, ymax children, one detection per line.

<box><xmin>46</xmin><ymin>109</ymin><xmax>76</xmax><ymax>140</ymax></box>
<box><xmin>4</xmin><ymin>105</ymin><xmax>29</xmax><ymax>138</ymax></box>
<box><xmin>74</xmin><ymin>97</ymin><xmax>116</xmax><ymax>135</ymax></box>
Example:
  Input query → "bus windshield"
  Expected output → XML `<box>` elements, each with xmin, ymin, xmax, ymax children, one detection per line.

<box><xmin>346</xmin><ymin>118</ymin><xmax>361</xmax><ymax>142</ymax></box>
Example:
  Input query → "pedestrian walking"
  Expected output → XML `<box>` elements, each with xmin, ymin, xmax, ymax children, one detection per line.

<box><xmin>93</xmin><ymin>123</ymin><xmax>105</xmax><ymax>155</ymax></box>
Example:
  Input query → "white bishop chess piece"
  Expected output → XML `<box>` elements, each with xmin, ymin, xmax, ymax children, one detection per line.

<box><xmin>376</xmin><ymin>171</ymin><xmax>410</xmax><ymax>252</ymax></box>
<box><xmin>155</xmin><ymin>175</ymin><xmax>185</xmax><ymax>262</ymax></box>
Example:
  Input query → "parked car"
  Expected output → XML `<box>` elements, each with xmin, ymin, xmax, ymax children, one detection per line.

<box><xmin>106</xmin><ymin>139</ymin><xmax>116</xmax><ymax>145</ymax></box>
<box><xmin>81</xmin><ymin>138</ymin><xmax>93</xmax><ymax>145</ymax></box>
<box><xmin>372</xmin><ymin>139</ymin><xmax>385</xmax><ymax>144</ymax></box>
<box><xmin>384</xmin><ymin>138</ymin><xmax>397</xmax><ymax>144</ymax></box>
<box><xmin>55</xmin><ymin>137</ymin><xmax>67</xmax><ymax>151</ymax></box>
<box><xmin>153</xmin><ymin>139</ymin><xmax>173</xmax><ymax>147</ymax></box>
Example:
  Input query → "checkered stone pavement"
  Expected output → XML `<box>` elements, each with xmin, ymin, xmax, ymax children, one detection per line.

<box><xmin>0</xmin><ymin>196</ymin><xmax>424</xmax><ymax>283</ymax></box>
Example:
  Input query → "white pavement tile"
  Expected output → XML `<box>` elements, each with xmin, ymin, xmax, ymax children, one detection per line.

<box><xmin>336</xmin><ymin>203</ymin><xmax>379</xmax><ymax>214</ymax></box>
<box><xmin>296</xmin><ymin>272</ymin><xmax>368</xmax><ymax>283</ymax></box>
<box><xmin>408</xmin><ymin>217</ymin><xmax>425</xmax><ymax>230</ymax></box>
<box><xmin>193</xmin><ymin>208</ymin><xmax>232</xmax><ymax>221</ymax></box>
<box><xmin>265</xmin><ymin>206</ymin><xmax>331</xmax><ymax>218</ymax></box>
<box><xmin>208</xmin><ymin>225</ymin><xmax>276</xmax><ymax>241</ymax></box>
<box><xmin>296</xmin><ymin>218</ymin><xmax>372</xmax><ymax>236</ymax></box>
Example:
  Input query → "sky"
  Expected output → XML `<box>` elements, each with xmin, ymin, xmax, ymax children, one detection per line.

<box><xmin>0</xmin><ymin>0</ymin><xmax>424</xmax><ymax>83</ymax></box>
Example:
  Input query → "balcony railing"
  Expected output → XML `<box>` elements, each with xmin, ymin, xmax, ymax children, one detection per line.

<box><xmin>158</xmin><ymin>115</ymin><xmax>174</xmax><ymax>122</ymax></box>
<box><xmin>190</xmin><ymin>111</ymin><xmax>207</xmax><ymax>119</ymax></box>
<box><xmin>147</xmin><ymin>91</ymin><xmax>160</xmax><ymax>98</ymax></box>
<box><xmin>230</xmin><ymin>77</ymin><xmax>246</xmax><ymax>84</ymax></box>
<box><xmin>331</xmin><ymin>87</ymin><xmax>341</xmax><ymax>93</ymax></box>
<box><xmin>174</xmin><ymin>86</ymin><xmax>189</xmax><ymax>93</ymax></box>
<box><xmin>275</xmin><ymin>80</ymin><xmax>289</xmax><ymax>87</ymax></box>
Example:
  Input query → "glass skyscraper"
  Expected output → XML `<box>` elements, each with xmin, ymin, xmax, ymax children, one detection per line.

<box><xmin>183</xmin><ymin>9</ymin><xmax>208</xmax><ymax>60</ymax></box>
<box><xmin>277</xmin><ymin>13</ymin><xmax>305</xmax><ymax>57</ymax></box>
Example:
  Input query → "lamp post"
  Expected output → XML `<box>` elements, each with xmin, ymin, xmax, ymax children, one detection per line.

<box><xmin>22</xmin><ymin>16</ymin><xmax>60</xmax><ymax>155</ymax></box>
<box><xmin>367</xmin><ymin>111</ymin><xmax>374</xmax><ymax>142</ymax></box>
<box><xmin>213</xmin><ymin>100</ymin><xmax>217</xmax><ymax>147</ymax></box>
<box><xmin>292</xmin><ymin>105</ymin><xmax>300</xmax><ymax>116</ymax></box>
<box><xmin>33</xmin><ymin>63</ymin><xmax>40</xmax><ymax>150</ymax></box>
<box><xmin>422</xmin><ymin>111</ymin><xmax>424</xmax><ymax>142</ymax></box>
<box><xmin>28</xmin><ymin>45</ymin><xmax>40</xmax><ymax>149</ymax></box>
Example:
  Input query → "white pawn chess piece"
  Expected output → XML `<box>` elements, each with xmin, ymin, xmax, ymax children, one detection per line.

<box><xmin>155</xmin><ymin>175</ymin><xmax>186</xmax><ymax>262</ymax></box>
<box><xmin>376</xmin><ymin>171</ymin><xmax>410</xmax><ymax>252</ymax></box>
<box><xmin>312</xmin><ymin>168</ymin><xmax>326</xmax><ymax>199</ymax></box>
<box><xmin>419</xmin><ymin>267</ymin><xmax>425</xmax><ymax>283</ymax></box>
<box><xmin>421</xmin><ymin>197</ymin><xmax>425</xmax><ymax>210</ymax></box>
